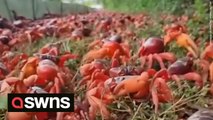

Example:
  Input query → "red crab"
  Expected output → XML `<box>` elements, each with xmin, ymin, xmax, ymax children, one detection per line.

<box><xmin>200</xmin><ymin>43</ymin><xmax>213</xmax><ymax>94</ymax></box>
<box><xmin>18</xmin><ymin>44</ymin><xmax>77</xmax><ymax>93</ymax></box>
<box><xmin>88</xmin><ymin>34</ymin><xmax>123</xmax><ymax>50</ymax></box>
<box><xmin>79</xmin><ymin>60</ymin><xmax>109</xmax><ymax>89</ymax></box>
<box><xmin>164</xmin><ymin>23</ymin><xmax>199</xmax><ymax>58</ymax></box>
<box><xmin>85</xmin><ymin>69</ymin><xmax>172</xmax><ymax>120</ymax></box>
<box><xmin>136</xmin><ymin>37</ymin><xmax>176</xmax><ymax>69</ymax></box>
<box><xmin>82</xmin><ymin>41</ymin><xmax>130</xmax><ymax>66</ymax></box>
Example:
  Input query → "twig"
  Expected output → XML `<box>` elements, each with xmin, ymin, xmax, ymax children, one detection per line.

<box><xmin>160</xmin><ymin>89</ymin><xmax>204</xmax><ymax>116</ymax></box>
<box><xmin>130</xmin><ymin>102</ymin><xmax>143</xmax><ymax>120</ymax></box>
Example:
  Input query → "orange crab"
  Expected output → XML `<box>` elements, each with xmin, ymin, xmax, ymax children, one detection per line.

<box><xmin>82</xmin><ymin>41</ymin><xmax>130</xmax><ymax>66</ymax></box>
<box><xmin>88</xmin><ymin>34</ymin><xmax>122</xmax><ymax>50</ymax></box>
<box><xmin>79</xmin><ymin>60</ymin><xmax>110</xmax><ymax>89</ymax></box>
<box><xmin>88</xmin><ymin>34</ymin><xmax>130</xmax><ymax>53</ymax></box>
<box><xmin>85</xmin><ymin>69</ymin><xmax>173</xmax><ymax>120</ymax></box>
<box><xmin>164</xmin><ymin>23</ymin><xmax>199</xmax><ymax>58</ymax></box>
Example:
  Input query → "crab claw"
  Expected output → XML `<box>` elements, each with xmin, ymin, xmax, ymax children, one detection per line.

<box><xmin>86</xmin><ymin>87</ymin><xmax>110</xmax><ymax>120</ymax></box>
<box><xmin>176</xmin><ymin>33</ymin><xmax>198</xmax><ymax>58</ymax></box>
<box><xmin>19</xmin><ymin>57</ymin><xmax>38</xmax><ymax>79</ymax></box>
<box><xmin>58</xmin><ymin>52</ymin><xmax>78</xmax><ymax>67</ymax></box>
<box><xmin>23</xmin><ymin>75</ymin><xmax>38</xmax><ymax>87</ymax></box>
<box><xmin>164</xmin><ymin>24</ymin><xmax>183</xmax><ymax>45</ymax></box>
<box><xmin>164</xmin><ymin>34</ymin><xmax>172</xmax><ymax>46</ymax></box>
<box><xmin>113</xmin><ymin>72</ymin><xmax>150</xmax><ymax>97</ymax></box>
<box><xmin>164</xmin><ymin>24</ymin><xmax>198</xmax><ymax>58</ymax></box>
<box><xmin>153</xmin><ymin>68</ymin><xmax>169</xmax><ymax>81</ymax></box>
<box><xmin>152</xmin><ymin>77</ymin><xmax>173</xmax><ymax>113</ymax></box>
<box><xmin>183</xmin><ymin>72</ymin><xmax>203</xmax><ymax>88</ymax></box>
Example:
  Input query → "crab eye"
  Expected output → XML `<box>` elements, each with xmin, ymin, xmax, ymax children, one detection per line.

<box><xmin>0</xmin><ymin>36</ymin><xmax>10</xmax><ymax>45</ymax></box>
<box><xmin>35</xmin><ymin>54</ymin><xmax>59</xmax><ymax>63</ymax></box>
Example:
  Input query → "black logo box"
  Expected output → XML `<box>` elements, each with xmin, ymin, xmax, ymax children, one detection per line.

<box><xmin>8</xmin><ymin>93</ymin><xmax>74</xmax><ymax>112</ymax></box>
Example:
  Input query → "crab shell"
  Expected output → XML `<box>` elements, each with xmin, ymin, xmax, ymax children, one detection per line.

<box><xmin>102</xmin><ymin>41</ymin><xmax>125</xmax><ymax>57</ymax></box>
<box><xmin>140</xmin><ymin>37</ymin><xmax>164</xmax><ymax>56</ymax></box>
<box><xmin>104</xmin><ymin>76</ymin><xmax>136</xmax><ymax>91</ymax></box>
<box><xmin>109</xmin><ymin>35</ymin><xmax>122</xmax><ymax>43</ymax></box>
<box><xmin>80</xmin><ymin>61</ymin><xmax>105</xmax><ymax>76</ymax></box>
<box><xmin>168</xmin><ymin>57</ymin><xmax>193</xmax><ymax>75</ymax></box>
<box><xmin>36</xmin><ymin>59</ymin><xmax>58</xmax><ymax>85</ymax></box>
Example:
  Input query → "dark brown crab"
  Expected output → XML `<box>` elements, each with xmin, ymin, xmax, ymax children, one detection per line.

<box><xmin>167</xmin><ymin>57</ymin><xmax>203</xmax><ymax>88</ymax></box>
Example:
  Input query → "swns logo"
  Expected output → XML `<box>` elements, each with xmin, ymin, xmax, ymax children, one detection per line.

<box><xmin>8</xmin><ymin>93</ymin><xmax>74</xmax><ymax>112</ymax></box>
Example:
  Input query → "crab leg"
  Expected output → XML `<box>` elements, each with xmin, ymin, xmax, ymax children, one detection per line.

<box><xmin>23</xmin><ymin>75</ymin><xmax>38</xmax><ymax>87</ymax></box>
<box><xmin>147</xmin><ymin>54</ymin><xmax>153</xmax><ymax>69</ymax></box>
<box><xmin>153</xmin><ymin>54</ymin><xmax>165</xmax><ymax>68</ymax></box>
<box><xmin>111</xmin><ymin>49</ymin><xmax>121</xmax><ymax>67</ymax></box>
<box><xmin>58</xmin><ymin>53</ymin><xmax>78</xmax><ymax>67</ymax></box>
<box><xmin>200</xmin><ymin>43</ymin><xmax>213</xmax><ymax>59</ymax></box>
<box><xmin>209</xmin><ymin>62</ymin><xmax>213</xmax><ymax>83</ymax></box>
<box><xmin>151</xmin><ymin>78</ymin><xmax>173</xmax><ymax>113</ymax></box>
<box><xmin>158</xmin><ymin>52</ymin><xmax>176</xmax><ymax>63</ymax></box>
<box><xmin>180</xmin><ymin>72</ymin><xmax>203</xmax><ymax>88</ymax></box>
<box><xmin>43</xmin><ymin>82</ymin><xmax>54</xmax><ymax>92</ymax></box>
<box><xmin>151</xmin><ymin>88</ymin><xmax>159</xmax><ymax>113</ymax></box>
<box><xmin>88</xmin><ymin>40</ymin><xmax>103</xmax><ymax>50</ymax></box>
<box><xmin>137</xmin><ymin>40</ymin><xmax>145</xmax><ymax>57</ymax></box>
<box><xmin>195</xmin><ymin>59</ymin><xmax>209</xmax><ymax>83</ymax></box>
<box><xmin>79</xmin><ymin>75</ymin><xmax>91</xmax><ymax>85</ymax></box>
<box><xmin>86</xmin><ymin>87</ymin><xmax>110</xmax><ymax>120</ymax></box>
<box><xmin>171</xmin><ymin>75</ymin><xmax>182</xmax><ymax>89</ymax></box>
<box><xmin>56</xmin><ymin>112</ymin><xmax>64</xmax><ymax>120</ymax></box>
<box><xmin>186</xmin><ymin>46</ymin><xmax>198</xmax><ymax>58</ymax></box>
<box><xmin>210</xmin><ymin>83</ymin><xmax>213</xmax><ymax>95</ymax></box>
<box><xmin>140</xmin><ymin>56</ymin><xmax>146</xmax><ymax>68</ymax></box>
<box><xmin>54</xmin><ymin>78</ymin><xmax>61</xmax><ymax>93</ymax></box>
